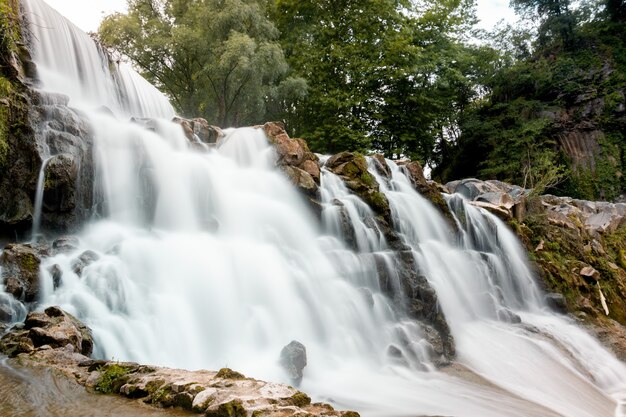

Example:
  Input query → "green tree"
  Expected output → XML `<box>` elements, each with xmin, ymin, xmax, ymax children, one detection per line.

<box><xmin>271</xmin><ymin>0</ymin><xmax>479</xmax><ymax>161</ymax></box>
<box><xmin>99</xmin><ymin>0</ymin><xmax>306</xmax><ymax>126</ymax></box>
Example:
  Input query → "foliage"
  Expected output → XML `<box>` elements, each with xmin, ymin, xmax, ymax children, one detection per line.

<box><xmin>436</xmin><ymin>3</ymin><xmax>626</xmax><ymax>200</ymax></box>
<box><xmin>98</xmin><ymin>0</ymin><xmax>306</xmax><ymax>126</ymax></box>
<box><xmin>270</xmin><ymin>0</ymin><xmax>480</xmax><ymax>160</ymax></box>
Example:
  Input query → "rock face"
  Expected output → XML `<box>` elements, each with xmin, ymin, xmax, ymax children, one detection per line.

<box><xmin>0</xmin><ymin>23</ymin><xmax>97</xmax><ymax>237</ymax></box>
<box><xmin>447</xmin><ymin>178</ymin><xmax>626</xmax><ymax>353</ymax></box>
<box><xmin>263</xmin><ymin>122</ymin><xmax>321</xmax><ymax>203</ymax></box>
<box><xmin>0</xmin><ymin>3</ymin><xmax>39</xmax><ymax>238</ymax></box>
<box><xmin>280</xmin><ymin>340</ymin><xmax>307</xmax><ymax>386</ymax></box>
<box><xmin>400</xmin><ymin>160</ymin><xmax>456</xmax><ymax>227</ymax></box>
<box><xmin>0</xmin><ymin>308</ymin><xmax>358</xmax><ymax>417</ymax></box>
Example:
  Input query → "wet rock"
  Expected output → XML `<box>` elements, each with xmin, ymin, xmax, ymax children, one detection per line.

<box><xmin>52</xmin><ymin>235</ymin><xmax>80</xmax><ymax>254</ymax></box>
<box><xmin>281</xmin><ymin>166</ymin><xmax>317</xmax><ymax>197</ymax></box>
<box><xmin>280</xmin><ymin>340</ymin><xmax>307</xmax><ymax>385</ymax></box>
<box><xmin>545</xmin><ymin>293</ymin><xmax>568</xmax><ymax>314</ymax></box>
<box><xmin>172</xmin><ymin>117</ymin><xmax>223</xmax><ymax>146</ymax></box>
<box><xmin>371</xmin><ymin>154</ymin><xmax>391</xmax><ymax>179</ymax></box>
<box><xmin>1</xmin><ymin>306</ymin><xmax>93</xmax><ymax>357</ymax></box>
<box><xmin>48</xmin><ymin>264</ymin><xmax>63</xmax><ymax>289</ymax></box>
<box><xmin>262</xmin><ymin>123</ymin><xmax>321</xmax><ymax>209</ymax></box>
<box><xmin>0</xmin><ymin>243</ymin><xmax>49</xmax><ymax>302</ymax></box>
<box><xmin>400</xmin><ymin>161</ymin><xmax>456</xmax><ymax>227</ymax></box>
<box><xmin>72</xmin><ymin>250</ymin><xmax>100</xmax><ymax>276</ymax></box>
<box><xmin>326</xmin><ymin>151</ymin><xmax>390</xmax><ymax>220</ymax></box>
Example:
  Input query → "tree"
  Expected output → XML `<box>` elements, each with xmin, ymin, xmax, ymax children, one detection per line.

<box><xmin>270</xmin><ymin>0</ymin><xmax>480</xmax><ymax>161</ymax></box>
<box><xmin>99</xmin><ymin>0</ymin><xmax>306</xmax><ymax>126</ymax></box>
<box><xmin>510</xmin><ymin>0</ymin><xmax>580</xmax><ymax>47</ymax></box>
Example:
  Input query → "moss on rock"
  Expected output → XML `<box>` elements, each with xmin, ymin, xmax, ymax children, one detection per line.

<box><xmin>95</xmin><ymin>364</ymin><xmax>132</xmax><ymax>394</ymax></box>
<box><xmin>206</xmin><ymin>400</ymin><xmax>247</xmax><ymax>417</ymax></box>
<box><xmin>215</xmin><ymin>368</ymin><xmax>245</xmax><ymax>379</ymax></box>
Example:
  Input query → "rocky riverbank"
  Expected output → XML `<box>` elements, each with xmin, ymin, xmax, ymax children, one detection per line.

<box><xmin>0</xmin><ymin>306</ymin><xmax>359</xmax><ymax>417</ymax></box>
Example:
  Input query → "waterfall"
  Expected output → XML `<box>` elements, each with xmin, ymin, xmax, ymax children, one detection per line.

<box><xmin>23</xmin><ymin>0</ymin><xmax>174</xmax><ymax>119</ymax></box>
<box><xmin>8</xmin><ymin>1</ymin><xmax>626</xmax><ymax>416</ymax></box>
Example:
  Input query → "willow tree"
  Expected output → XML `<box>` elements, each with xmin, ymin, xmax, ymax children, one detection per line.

<box><xmin>99</xmin><ymin>0</ymin><xmax>306</xmax><ymax>126</ymax></box>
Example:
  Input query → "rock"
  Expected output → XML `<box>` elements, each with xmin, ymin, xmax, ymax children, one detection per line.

<box><xmin>281</xmin><ymin>166</ymin><xmax>317</xmax><ymax>197</ymax></box>
<box><xmin>72</xmin><ymin>250</ymin><xmax>100</xmax><ymax>276</ymax></box>
<box><xmin>48</xmin><ymin>264</ymin><xmax>63</xmax><ymax>289</ymax></box>
<box><xmin>580</xmin><ymin>265</ymin><xmax>600</xmax><ymax>282</ymax></box>
<box><xmin>172</xmin><ymin>117</ymin><xmax>223</xmax><ymax>146</ymax></box>
<box><xmin>280</xmin><ymin>340</ymin><xmax>307</xmax><ymax>385</ymax></box>
<box><xmin>325</xmin><ymin>151</ymin><xmax>390</xmax><ymax>220</ymax></box>
<box><xmin>52</xmin><ymin>235</ymin><xmax>80</xmax><ymax>254</ymax></box>
<box><xmin>0</xmin><ymin>306</ymin><xmax>93</xmax><ymax>357</ymax></box>
<box><xmin>475</xmin><ymin>191</ymin><xmax>515</xmax><ymax>210</ymax></box>
<box><xmin>402</xmin><ymin>161</ymin><xmax>456</xmax><ymax>227</ymax></box>
<box><xmin>263</xmin><ymin>122</ymin><xmax>321</xmax><ymax>202</ymax></box>
<box><xmin>545</xmin><ymin>293</ymin><xmax>568</xmax><ymax>313</ymax></box>
<box><xmin>0</xmin><ymin>243</ymin><xmax>48</xmax><ymax>302</ymax></box>
<box><xmin>370</xmin><ymin>154</ymin><xmax>391</xmax><ymax>179</ymax></box>
<box><xmin>535</xmin><ymin>239</ymin><xmax>545</xmax><ymax>252</ymax></box>
<box><xmin>468</xmin><ymin>200</ymin><xmax>512</xmax><ymax>220</ymax></box>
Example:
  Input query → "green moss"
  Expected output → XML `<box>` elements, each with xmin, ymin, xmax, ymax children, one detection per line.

<box><xmin>343</xmin><ymin>412</ymin><xmax>361</xmax><ymax>417</ymax></box>
<box><xmin>205</xmin><ymin>400</ymin><xmax>247</xmax><ymax>417</ymax></box>
<box><xmin>288</xmin><ymin>391</ymin><xmax>311</xmax><ymax>407</ymax></box>
<box><xmin>19</xmin><ymin>252</ymin><xmax>39</xmax><ymax>273</ymax></box>
<box><xmin>215</xmin><ymin>368</ymin><xmax>245</xmax><ymax>379</ymax></box>
<box><xmin>95</xmin><ymin>364</ymin><xmax>131</xmax><ymax>394</ymax></box>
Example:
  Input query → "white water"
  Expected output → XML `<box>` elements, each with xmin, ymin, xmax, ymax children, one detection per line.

<box><xmin>369</xmin><ymin>159</ymin><xmax>626</xmax><ymax>416</ymax></box>
<box><xmin>10</xmin><ymin>1</ymin><xmax>626</xmax><ymax>416</ymax></box>
<box><xmin>23</xmin><ymin>0</ymin><xmax>174</xmax><ymax>118</ymax></box>
<box><xmin>31</xmin><ymin>157</ymin><xmax>51</xmax><ymax>238</ymax></box>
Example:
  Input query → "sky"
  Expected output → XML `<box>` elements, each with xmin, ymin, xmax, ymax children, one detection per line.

<box><xmin>45</xmin><ymin>0</ymin><xmax>518</xmax><ymax>33</ymax></box>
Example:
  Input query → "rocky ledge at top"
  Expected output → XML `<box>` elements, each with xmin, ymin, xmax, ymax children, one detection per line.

<box><xmin>0</xmin><ymin>306</ymin><xmax>358</xmax><ymax>417</ymax></box>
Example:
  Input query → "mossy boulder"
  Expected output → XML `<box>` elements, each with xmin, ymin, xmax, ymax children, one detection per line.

<box><xmin>326</xmin><ymin>151</ymin><xmax>391</xmax><ymax>221</ymax></box>
<box><xmin>0</xmin><ymin>242</ymin><xmax>49</xmax><ymax>302</ymax></box>
<box><xmin>263</xmin><ymin>122</ymin><xmax>321</xmax><ymax>209</ymax></box>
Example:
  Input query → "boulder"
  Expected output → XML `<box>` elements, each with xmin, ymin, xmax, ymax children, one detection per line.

<box><xmin>52</xmin><ymin>235</ymin><xmax>80</xmax><ymax>254</ymax></box>
<box><xmin>263</xmin><ymin>122</ymin><xmax>321</xmax><ymax>203</ymax></box>
<box><xmin>279</xmin><ymin>340</ymin><xmax>307</xmax><ymax>385</ymax></box>
<box><xmin>545</xmin><ymin>293</ymin><xmax>568</xmax><ymax>313</ymax></box>
<box><xmin>0</xmin><ymin>306</ymin><xmax>93</xmax><ymax>357</ymax></box>
<box><xmin>72</xmin><ymin>250</ymin><xmax>100</xmax><ymax>276</ymax></box>
<box><xmin>370</xmin><ymin>154</ymin><xmax>391</xmax><ymax>179</ymax></box>
<box><xmin>0</xmin><ymin>243</ymin><xmax>48</xmax><ymax>302</ymax></box>
<box><xmin>172</xmin><ymin>117</ymin><xmax>223</xmax><ymax>146</ymax></box>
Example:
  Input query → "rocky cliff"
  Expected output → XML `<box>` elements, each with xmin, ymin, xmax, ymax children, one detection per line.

<box><xmin>446</xmin><ymin>178</ymin><xmax>626</xmax><ymax>359</ymax></box>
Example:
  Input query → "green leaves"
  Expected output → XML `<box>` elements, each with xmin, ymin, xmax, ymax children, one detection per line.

<box><xmin>99</xmin><ymin>0</ymin><xmax>304</xmax><ymax>126</ymax></box>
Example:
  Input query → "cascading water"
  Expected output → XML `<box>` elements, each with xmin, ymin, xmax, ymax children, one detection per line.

<box><xmin>5</xmin><ymin>0</ymin><xmax>626</xmax><ymax>416</ymax></box>
<box><xmin>368</xmin><ymin>159</ymin><xmax>626</xmax><ymax>416</ymax></box>
<box><xmin>23</xmin><ymin>0</ymin><xmax>174</xmax><ymax>118</ymax></box>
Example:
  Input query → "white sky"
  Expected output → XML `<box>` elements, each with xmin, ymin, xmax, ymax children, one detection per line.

<box><xmin>45</xmin><ymin>0</ymin><xmax>517</xmax><ymax>33</ymax></box>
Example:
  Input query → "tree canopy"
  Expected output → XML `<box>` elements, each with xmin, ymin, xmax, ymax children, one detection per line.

<box><xmin>99</xmin><ymin>0</ymin><xmax>306</xmax><ymax>126</ymax></box>
<box><xmin>100</xmin><ymin>0</ymin><xmax>626</xmax><ymax>200</ymax></box>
